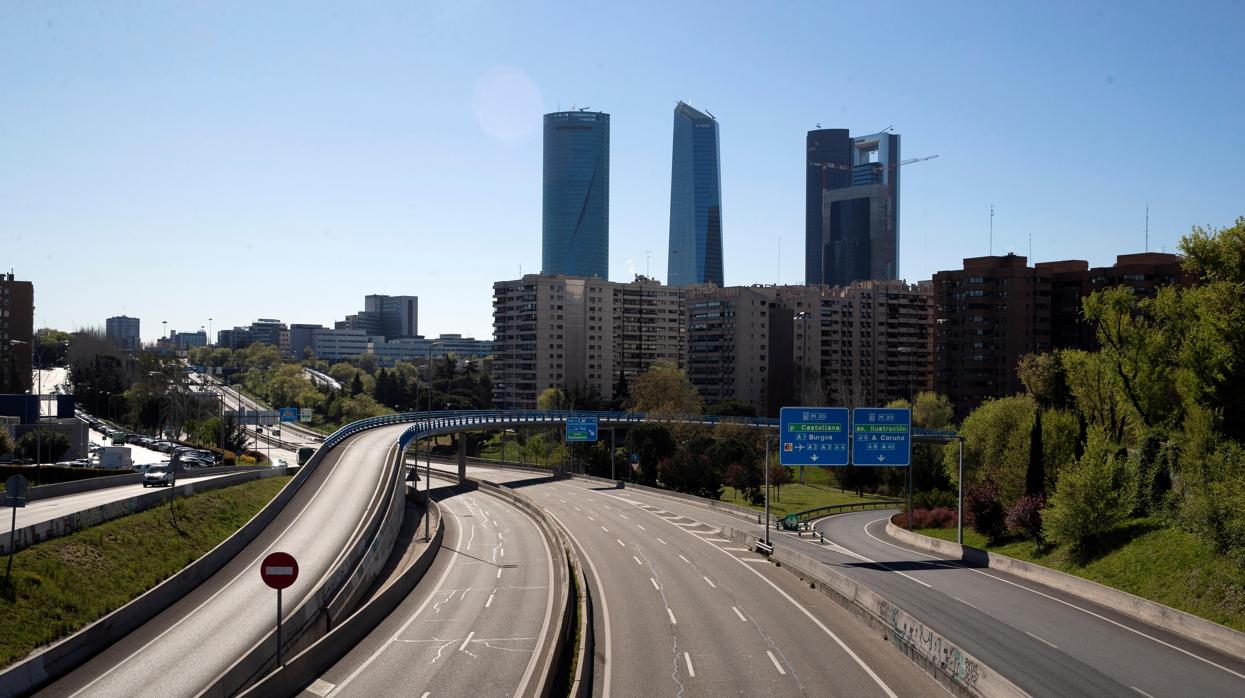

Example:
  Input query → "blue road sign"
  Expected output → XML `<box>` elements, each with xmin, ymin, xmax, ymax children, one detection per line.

<box><xmin>779</xmin><ymin>407</ymin><xmax>850</xmax><ymax>466</ymax></box>
<box><xmin>566</xmin><ymin>416</ymin><xmax>599</xmax><ymax>442</ymax></box>
<box><xmin>851</xmin><ymin>407</ymin><xmax>912</xmax><ymax>466</ymax></box>
<box><xmin>278</xmin><ymin>407</ymin><xmax>299</xmax><ymax>423</ymax></box>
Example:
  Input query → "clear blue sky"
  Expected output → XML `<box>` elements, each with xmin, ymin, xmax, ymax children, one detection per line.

<box><xmin>4</xmin><ymin>1</ymin><xmax>1243</xmax><ymax>342</ymax></box>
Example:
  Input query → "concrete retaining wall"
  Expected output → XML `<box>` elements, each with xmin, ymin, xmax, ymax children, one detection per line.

<box><xmin>887</xmin><ymin>522</ymin><xmax>1245</xmax><ymax>660</ymax></box>
<box><xmin>720</xmin><ymin>525</ymin><xmax>1027</xmax><ymax>698</ymax></box>
<box><xmin>1</xmin><ymin>468</ymin><xmax>293</xmax><ymax>555</ymax></box>
<box><xmin>240</xmin><ymin>498</ymin><xmax>446</xmax><ymax>697</ymax></box>
<box><xmin>201</xmin><ymin>443</ymin><xmax>408</xmax><ymax>697</ymax></box>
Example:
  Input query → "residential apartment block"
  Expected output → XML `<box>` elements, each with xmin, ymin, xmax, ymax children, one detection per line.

<box><xmin>1</xmin><ymin>273</ymin><xmax>34</xmax><ymax>393</ymax></box>
<box><xmin>685</xmin><ymin>286</ymin><xmax>793</xmax><ymax>416</ymax></box>
<box><xmin>105</xmin><ymin>315</ymin><xmax>141</xmax><ymax>352</ymax></box>
<box><xmin>933</xmin><ymin>252</ymin><xmax>1186</xmax><ymax>416</ymax></box>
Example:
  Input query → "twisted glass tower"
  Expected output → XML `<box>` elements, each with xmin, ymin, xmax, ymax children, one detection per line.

<box><xmin>542</xmin><ymin>111</ymin><xmax>610</xmax><ymax>278</ymax></box>
<box><xmin>667</xmin><ymin>101</ymin><xmax>723</xmax><ymax>287</ymax></box>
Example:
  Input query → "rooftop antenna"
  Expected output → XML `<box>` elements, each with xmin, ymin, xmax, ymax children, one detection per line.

<box><xmin>1145</xmin><ymin>204</ymin><xmax>1150</xmax><ymax>252</ymax></box>
<box><xmin>989</xmin><ymin>204</ymin><xmax>995</xmax><ymax>255</ymax></box>
<box><xmin>1028</xmin><ymin>232</ymin><xmax>1032</xmax><ymax>261</ymax></box>
<box><xmin>777</xmin><ymin>236</ymin><xmax>782</xmax><ymax>284</ymax></box>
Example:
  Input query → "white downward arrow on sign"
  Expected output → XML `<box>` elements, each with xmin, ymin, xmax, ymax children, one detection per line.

<box><xmin>811</xmin><ymin>454</ymin><xmax>818</xmax><ymax>462</ymax></box>
<box><xmin>877</xmin><ymin>454</ymin><xmax>885</xmax><ymax>462</ymax></box>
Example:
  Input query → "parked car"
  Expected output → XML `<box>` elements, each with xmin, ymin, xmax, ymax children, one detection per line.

<box><xmin>143</xmin><ymin>465</ymin><xmax>175</xmax><ymax>487</ymax></box>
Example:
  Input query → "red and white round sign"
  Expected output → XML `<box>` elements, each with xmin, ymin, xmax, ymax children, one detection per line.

<box><xmin>260</xmin><ymin>551</ymin><xmax>299</xmax><ymax>590</ymax></box>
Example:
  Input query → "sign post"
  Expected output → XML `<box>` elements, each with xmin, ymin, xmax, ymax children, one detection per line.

<box><xmin>852</xmin><ymin>407</ymin><xmax>913</xmax><ymax>527</ymax></box>
<box><xmin>6</xmin><ymin>474</ymin><xmax>28</xmax><ymax>570</ymax></box>
<box><xmin>260</xmin><ymin>551</ymin><xmax>299</xmax><ymax>667</ymax></box>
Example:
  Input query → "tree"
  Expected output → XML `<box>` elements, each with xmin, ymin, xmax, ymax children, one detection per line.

<box><xmin>1043</xmin><ymin>427</ymin><xmax>1134</xmax><ymax>556</ymax></box>
<box><xmin>350</xmin><ymin>372</ymin><xmax>364</xmax><ymax>397</ymax></box>
<box><xmin>537</xmin><ymin>388</ymin><xmax>567</xmax><ymax>411</ymax></box>
<box><xmin>1180</xmin><ymin>215</ymin><xmax>1245</xmax><ymax>284</ymax></box>
<box><xmin>625</xmin><ymin>423</ymin><xmax>675</xmax><ymax>485</ymax></box>
<box><xmin>0</xmin><ymin>428</ymin><xmax>14</xmax><ymax>457</ymax></box>
<box><xmin>626</xmin><ymin>363</ymin><xmax>702</xmax><ymax>416</ymax></box>
<box><xmin>768</xmin><ymin>461</ymin><xmax>792</xmax><ymax>502</ymax></box>
<box><xmin>706</xmin><ymin>399</ymin><xmax>757</xmax><ymax>417</ymax></box>
<box><xmin>944</xmin><ymin>395</ymin><xmax>1034</xmax><ymax>505</ymax></box>
<box><xmin>220</xmin><ymin>413</ymin><xmax>250</xmax><ymax>453</ymax></box>
<box><xmin>18</xmin><ymin>429</ymin><xmax>70</xmax><ymax>463</ymax></box>
<box><xmin>1018</xmin><ymin>352</ymin><xmax>1072</xmax><ymax>410</ymax></box>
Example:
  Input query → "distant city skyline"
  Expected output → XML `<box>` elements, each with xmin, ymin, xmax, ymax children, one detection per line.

<box><xmin>5</xmin><ymin>2</ymin><xmax>1243</xmax><ymax>341</ymax></box>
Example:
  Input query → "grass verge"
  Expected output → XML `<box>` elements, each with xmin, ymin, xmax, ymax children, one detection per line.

<box><xmin>0</xmin><ymin>475</ymin><xmax>292</xmax><ymax>667</ymax></box>
<box><xmin>916</xmin><ymin>519</ymin><xmax>1245</xmax><ymax>633</ymax></box>
<box><xmin>721</xmin><ymin>467</ymin><xmax>889</xmax><ymax>519</ymax></box>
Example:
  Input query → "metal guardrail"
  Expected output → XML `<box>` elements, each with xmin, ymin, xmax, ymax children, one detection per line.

<box><xmin>789</xmin><ymin>498</ymin><xmax>903</xmax><ymax>523</ymax></box>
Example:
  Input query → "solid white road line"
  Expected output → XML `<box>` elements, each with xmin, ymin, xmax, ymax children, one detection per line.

<box><xmin>732</xmin><ymin>606</ymin><xmax>747</xmax><ymax>622</ymax></box>
<box><xmin>667</xmin><ymin>608</ymin><xmax>678</xmax><ymax>625</ymax></box>
<box><xmin>766</xmin><ymin>650</ymin><xmax>787</xmax><ymax>675</ymax></box>
<box><xmin>1025</xmin><ymin>631</ymin><xmax>1058</xmax><ymax>649</ymax></box>
<box><xmin>955</xmin><ymin>597</ymin><xmax>979</xmax><ymax>610</ymax></box>
<box><xmin>684</xmin><ymin>652</ymin><xmax>695</xmax><ymax>678</ymax></box>
<box><xmin>460</xmin><ymin>631</ymin><xmax>476</xmax><ymax>651</ymax></box>
<box><xmin>1131</xmin><ymin>687</ymin><xmax>1157</xmax><ymax>698</ymax></box>
<box><xmin>542</xmin><ymin>510</ymin><xmax>613</xmax><ymax>698</ymax></box>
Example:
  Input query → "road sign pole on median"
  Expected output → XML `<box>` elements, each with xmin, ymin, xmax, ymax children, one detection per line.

<box><xmin>6</xmin><ymin>474</ymin><xmax>28</xmax><ymax>574</ymax></box>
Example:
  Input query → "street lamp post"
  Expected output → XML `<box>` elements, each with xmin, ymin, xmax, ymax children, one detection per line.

<box><xmin>423</xmin><ymin>341</ymin><xmax>444</xmax><ymax>541</ymax></box>
<box><xmin>764</xmin><ymin>435</ymin><xmax>772</xmax><ymax>546</ymax></box>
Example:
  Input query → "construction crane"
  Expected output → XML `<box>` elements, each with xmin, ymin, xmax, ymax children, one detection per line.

<box><xmin>808</xmin><ymin>154</ymin><xmax>939</xmax><ymax>190</ymax></box>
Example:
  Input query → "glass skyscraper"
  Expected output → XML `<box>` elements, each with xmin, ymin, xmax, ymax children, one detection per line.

<box><xmin>805</xmin><ymin>128</ymin><xmax>900</xmax><ymax>286</ymax></box>
<box><xmin>667</xmin><ymin>101</ymin><xmax>723</xmax><ymax>287</ymax></box>
<box><xmin>542</xmin><ymin>110</ymin><xmax>610</xmax><ymax>278</ymax></box>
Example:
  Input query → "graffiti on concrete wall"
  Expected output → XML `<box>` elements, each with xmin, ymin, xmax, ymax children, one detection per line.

<box><xmin>879</xmin><ymin>598</ymin><xmax>980</xmax><ymax>689</ymax></box>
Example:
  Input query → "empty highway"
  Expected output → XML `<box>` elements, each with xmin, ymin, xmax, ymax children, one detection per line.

<box><xmin>311</xmin><ymin>473</ymin><xmax>557</xmax><ymax>698</ymax></box>
<box><xmin>457</xmin><ymin>465</ymin><xmax>942</xmax><ymax>697</ymax></box>
<box><xmin>39</xmin><ymin>424</ymin><xmax>403</xmax><ymax>698</ymax></box>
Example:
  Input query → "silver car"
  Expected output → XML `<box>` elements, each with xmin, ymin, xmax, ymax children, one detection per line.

<box><xmin>143</xmin><ymin>465</ymin><xmax>175</xmax><ymax>487</ymax></box>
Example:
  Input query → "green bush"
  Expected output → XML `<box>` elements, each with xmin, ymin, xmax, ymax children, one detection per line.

<box><xmin>1043</xmin><ymin>428</ymin><xmax>1134</xmax><ymax>555</ymax></box>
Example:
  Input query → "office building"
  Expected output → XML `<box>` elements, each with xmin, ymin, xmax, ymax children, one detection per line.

<box><xmin>667</xmin><ymin>101</ymin><xmax>723</xmax><ymax>287</ymax></box>
<box><xmin>168</xmin><ymin>330</ymin><xmax>207</xmax><ymax>350</ymax></box>
<box><xmin>289</xmin><ymin>324</ymin><xmax>326</xmax><ymax>360</ymax></box>
<box><xmin>372</xmin><ymin>334</ymin><xmax>494</xmax><ymax>366</ymax></box>
<box><xmin>0</xmin><ymin>273</ymin><xmax>34</xmax><ymax>394</ymax></box>
<box><xmin>105</xmin><ymin>315</ymin><xmax>141</xmax><ymax>352</ymax></box>
<box><xmin>336</xmin><ymin>294</ymin><xmax>419</xmax><ymax>340</ymax></box>
<box><xmin>217</xmin><ymin>327</ymin><xmax>254</xmax><ymax>349</ymax></box>
<box><xmin>312</xmin><ymin>328</ymin><xmax>372</xmax><ymax>362</ymax></box>
<box><xmin>685</xmin><ymin>286</ymin><xmax>792</xmax><ymax>416</ymax></box>
<box><xmin>250</xmin><ymin>319</ymin><xmax>286</xmax><ymax>347</ymax></box>
<box><xmin>805</xmin><ymin>128</ymin><xmax>901</xmax><ymax>286</ymax></box>
<box><xmin>542</xmin><ymin>111</ymin><xmax>610</xmax><ymax>279</ymax></box>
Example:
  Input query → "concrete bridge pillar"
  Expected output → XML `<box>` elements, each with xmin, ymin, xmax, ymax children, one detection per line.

<box><xmin>458</xmin><ymin>435</ymin><xmax>467</xmax><ymax>483</ymax></box>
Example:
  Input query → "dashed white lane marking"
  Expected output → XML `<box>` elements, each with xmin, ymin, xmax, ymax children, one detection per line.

<box><xmin>667</xmin><ymin>608</ymin><xmax>678</xmax><ymax>625</ymax></box>
<box><xmin>306</xmin><ymin>679</ymin><xmax>335</xmax><ymax>696</ymax></box>
<box><xmin>587</xmin><ymin>515</ymin><xmax>595</xmax><ymax>521</ymax></box>
<box><xmin>732</xmin><ymin>606</ymin><xmax>747</xmax><ymax>622</ymax></box>
<box><xmin>766</xmin><ymin>650</ymin><xmax>787</xmax><ymax>675</ymax></box>
<box><xmin>573</xmin><ymin>506</ymin><xmax>581</xmax><ymax>512</ymax></box>
<box><xmin>656</xmin><ymin>538</ymin><xmax>667</xmax><ymax>545</ymax></box>
<box><xmin>723</xmin><ymin>547</ymin><xmax>749</xmax><ymax>552</ymax></box>
<box><xmin>684</xmin><ymin>652</ymin><xmax>695</xmax><ymax>678</ymax></box>
<box><xmin>742</xmin><ymin>558</ymin><xmax>769</xmax><ymax>563</ymax></box>
<box><xmin>633</xmin><ymin>555</ymin><xmax>643</xmax><ymax>566</ymax></box>
<box><xmin>459</xmin><ymin>630</ymin><xmax>475</xmax><ymax>652</ymax></box>
<box><xmin>955</xmin><ymin>596</ymin><xmax>979</xmax><ymax>610</ymax></box>
<box><xmin>486</xmin><ymin>591</ymin><xmax>495</xmax><ymax>608</ymax></box>
<box><xmin>650</xmin><ymin>577</ymin><xmax>660</xmax><ymax>591</ymax></box>
<box><xmin>497</xmin><ymin>567</ymin><xmax>503</xmax><ymax>579</ymax></box>
<box><xmin>617</xmin><ymin>538</ymin><xmax>626</xmax><ymax>547</ymax></box>
<box><xmin>1026</xmin><ymin>631</ymin><xmax>1058</xmax><ymax>649</ymax></box>
<box><xmin>559</xmin><ymin>499</ymin><xmax>567</xmax><ymax>504</ymax></box>
<box><xmin>618</xmin><ymin>513</ymin><xmax>629</xmax><ymax>520</ymax></box>
<box><xmin>702</xmin><ymin>576</ymin><xmax>716</xmax><ymax>588</ymax></box>
<box><xmin>636</xmin><ymin>524</ymin><xmax>646</xmax><ymax>531</ymax></box>
<box><xmin>601</xmin><ymin>526</ymin><xmax>609</xmax><ymax>532</ymax></box>
<box><xmin>420</xmin><ymin>693</ymin><xmax>430</xmax><ymax>698</ymax></box>
<box><xmin>678</xmin><ymin>554</ymin><xmax>692</xmax><ymax>564</ymax></box>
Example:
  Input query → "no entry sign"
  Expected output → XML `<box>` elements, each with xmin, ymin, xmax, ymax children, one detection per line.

<box><xmin>261</xmin><ymin>551</ymin><xmax>299</xmax><ymax>590</ymax></box>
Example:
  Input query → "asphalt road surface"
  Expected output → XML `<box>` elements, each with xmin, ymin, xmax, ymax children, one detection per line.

<box><xmin>11</xmin><ymin>472</ymin><xmax>239</xmax><ymax>531</ymax></box>
<box><xmin>309</xmin><ymin>474</ymin><xmax>557</xmax><ymax>698</ymax></box>
<box><xmin>816</xmin><ymin>509</ymin><xmax>1245</xmax><ymax>698</ymax></box>
<box><xmin>38</xmin><ymin>424</ymin><xmax>403</xmax><ymax>698</ymax></box>
<box><xmin>458</xmin><ymin>465</ymin><xmax>942</xmax><ymax>698</ymax></box>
